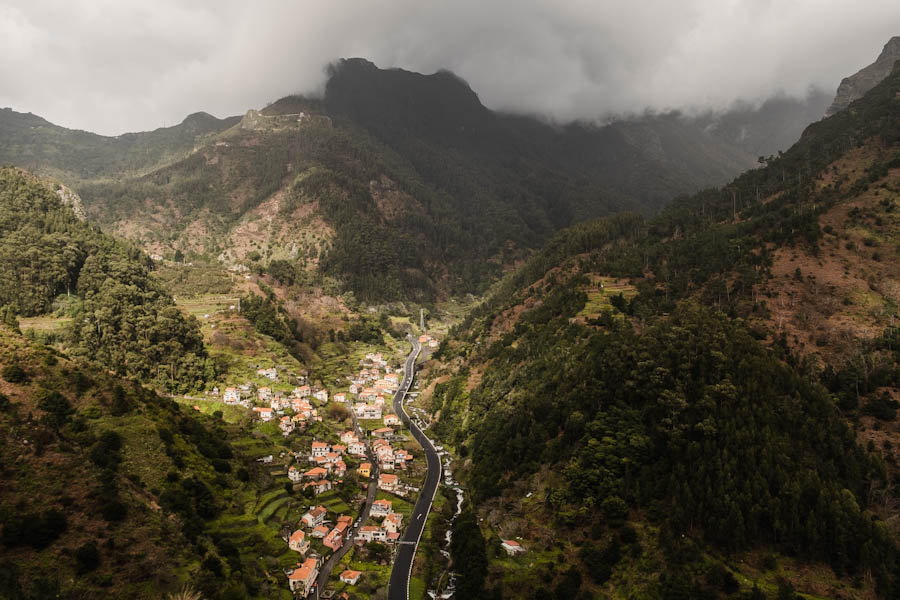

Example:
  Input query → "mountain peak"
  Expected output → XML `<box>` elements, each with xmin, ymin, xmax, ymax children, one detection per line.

<box><xmin>322</xmin><ymin>58</ymin><xmax>491</xmax><ymax>146</ymax></box>
<box><xmin>826</xmin><ymin>35</ymin><xmax>900</xmax><ymax>116</ymax></box>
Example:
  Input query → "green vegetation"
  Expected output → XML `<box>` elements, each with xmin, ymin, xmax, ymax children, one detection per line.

<box><xmin>0</xmin><ymin>323</ymin><xmax>273</xmax><ymax>599</ymax></box>
<box><xmin>0</xmin><ymin>168</ymin><xmax>210</xmax><ymax>392</ymax></box>
<box><xmin>426</xmin><ymin>67</ymin><xmax>900</xmax><ymax>598</ymax></box>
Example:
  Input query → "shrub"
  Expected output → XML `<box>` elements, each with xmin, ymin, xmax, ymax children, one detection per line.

<box><xmin>1</xmin><ymin>364</ymin><xmax>27</xmax><ymax>383</ymax></box>
<box><xmin>75</xmin><ymin>541</ymin><xmax>100</xmax><ymax>574</ymax></box>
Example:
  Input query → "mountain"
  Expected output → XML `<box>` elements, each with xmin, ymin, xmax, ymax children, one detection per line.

<box><xmin>416</xmin><ymin>60</ymin><xmax>900</xmax><ymax>598</ymax></box>
<box><xmin>0</xmin><ymin>58</ymin><xmax>823</xmax><ymax>303</ymax></box>
<box><xmin>827</xmin><ymin>36</ymin><xmax>900</xmax><ymax>116</ymax></box>
<box><xmin>0</xmin><ymin>107</ymin><xmax>239</xmax><ymax>180</ymax></box>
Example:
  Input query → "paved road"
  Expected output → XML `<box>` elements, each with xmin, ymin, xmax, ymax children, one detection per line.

<box><xmin>388</xmin><ymin>338</ymin><xmax>442</xmax><ymax>600</ymax></box>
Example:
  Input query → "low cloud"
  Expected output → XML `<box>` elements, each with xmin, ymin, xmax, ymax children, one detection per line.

<box><xmin>0</xmin><ymin>0</ymin><xmax>897</xmax><ymax>135</ymax></box>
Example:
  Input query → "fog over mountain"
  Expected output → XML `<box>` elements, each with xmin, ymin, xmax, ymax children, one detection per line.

<box><xmin>1</xmin><ymin>0</ymin><xmax>898</xmax><ymax>135</ymax></box>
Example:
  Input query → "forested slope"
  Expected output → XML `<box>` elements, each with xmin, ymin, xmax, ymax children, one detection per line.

<box><xmin>0</xmin><ymin>168</ymin><xmax>209</xmax><ymax>392</ymax></box>
<box><xmin>421</xmin><ymin>63</ymin><xmax>900</xmax><ymax>598</ymax></box>
<box><xmin>0</xmin><ymin>323</ymin><xmax>269</xmax><ymax>599</ymax></box>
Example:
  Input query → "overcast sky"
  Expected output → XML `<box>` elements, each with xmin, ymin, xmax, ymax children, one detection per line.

<box><xmin>1</xmin><ymin>0</ymin><xmax>897</xmax><ymax>135</ymax></box>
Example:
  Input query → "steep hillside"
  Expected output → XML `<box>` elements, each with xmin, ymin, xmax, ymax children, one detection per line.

<box><xmin>414</xmin><ymin>62</ymin><xmax>900</xmax><ymax>598</ymax></box>
<box><xmin>2</xmin><ymin>58</ymin><xmax>833</xmax><ymax>302</ymax></box>
<box><xmin>0</xmin><ymin>323</ymin><xmax>268</xmax><ymax>599</ymax></box>
<box><xmin>0</xmin><ymin>168</ymin><xmax>209</xmax><ymax>392</ymax></box>
<box><xmin>69</xmin><ymin>60</ymin><xmax>762</xmax><ymax>302</ymax></box>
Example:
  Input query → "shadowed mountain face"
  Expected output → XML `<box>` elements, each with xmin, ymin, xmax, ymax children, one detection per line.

<box><xmin>424</xmin><ymin>63</ymin><xmax>900</xmax><ymax>599</ymax></box>
<box><xmin>827</xmin><ymin>36</ymin><xmax>900</xmax><ymax>116</ymax></box>
<box><xmin>0</xmin><ymin>58</ymin><xmax>832</xmax><ymax>300</ymax></box>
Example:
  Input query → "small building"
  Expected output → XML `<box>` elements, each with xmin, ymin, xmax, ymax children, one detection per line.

<box><xmin>372</xmin><ymin>427</ymin><xmax>394</xmax><ymax>439</ymax></box>
<box><xmin>289</xmin><ymin>530</ymin><xmax>309</xmax><ymax>555</ymax></box>
<box><xmin>223</xmin><ymin>387</ymin><xmax>240</xmax><ymax>405</ymax></box>
<box><xmin>378</xmin><ymin>473</ymin><xmax>398</xmax><ymax>492</ymax></box>
<box><xmin>301</xmin><ymin>506</ymin><xmax>327</xmax><ymax>528</ymax></box>
<box><xmin>382</xmin><ymin>513</ymin><xmax>403</xmax><ymax>534</ymax></box>
<box><xmin>384</xmin><ymin>414</ymin><xmax>402</xmax><ymax>426</ymax></box>
<box><xmin>311</xmin><ymin>525</ymin><xmax>329</xmax><ymax>538</ymax></box>
<box><xmin>253</xmin><ymin>407</ymin><xmax>274</xmax><ymax>422</ymax></box>
<box><xmin>501</xmin><ymin>540</ymin><xmax>527</xmax><ymax>556</ymax></box>
<box><xmin>357</xmin><ymin>462</ymin><xmax>371</xmax><ymax>478</ymax></box>
<box><xmin>287</xmin><ymin>557</ymin><xmax>319</xmax><ymax>595</ymax></box>
<box><xmin>358</xmin><ymin>526</ymin><xmax>387</xmax><ymax>542</ymax></box>
<box><xmin>311</xmin><ymin>441</ymin><xmax>330</xmax><ymax>458</ymax></box>
<box><xmin>340</xmin><ymin>570</ymin><xmax>361</xmax><ymax>585</ymax></box>
<box><xmin>371</xmin><ymin>499</ymin><xmax>392</xmax><ymax>517</ymax></box>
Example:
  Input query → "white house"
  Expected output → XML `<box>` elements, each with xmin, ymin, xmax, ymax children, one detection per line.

<box><xmin>358</xmin><ymin>526</ymin><xmax>387</xmax><ymax>542</ymax></box>
<box><xmin>371</xmin><ymin>499</ymin><xmax>392</xmax><ymax>517</ymax></box>
<box><xmin>340</xmin><ymin>570</ymin><xmax>361</xmax><ymax>585</ymax></box>
<box><xmin>378</xmin><ymin>474</ymin><xmax>398</xmax><ymax>492</ymax></box>
<box><xmin>287</xmin><ymin>466</ymin><xmax>302</xmax><ymax>483</ymax></box>
<box><xmin>253</xmin><ymin>407</ymin><xmax>274</xmax><ymax>422</ymax></box>
<box><xmin>310</xmin><ymin>441</ymin><xmax>330</xmax><ymax>458</ymax></box>
<box><xmin>301</xmin><ymin>506</ymin><xmax>327</xmax><ymax>528</ymax></box>
<box><xmin>382</xmin><ymin>513</ymin><xmax>403</xmax><ymax>534</ymax></box>
<box><xmin>501</xmin><ymin>540</ymin><xmax>527</xmax><ymax>556</ymax></box>
<box><xmin>288</xmin><ymin>530</ymin><xmax>309</xmax><ymax>554</ymax></box>
<box><xmin>223</xmin><ymin>387</ymin><xmax>240</xmax><ymax>405</ymax></box>
<box><xmin>287</xmin><ymin>557</ymin><xmax>319</xmax><ymax>595</ymax></box>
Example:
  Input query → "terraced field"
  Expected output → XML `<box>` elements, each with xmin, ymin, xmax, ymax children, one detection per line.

<box><xmin>576</xmin><ymin>275</ymin><xmax>638</xmax><ymax>320</ymax></box>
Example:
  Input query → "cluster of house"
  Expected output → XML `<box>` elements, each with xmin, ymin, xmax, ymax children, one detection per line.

<box><xmin>344</xmin><ymin>354</ymin><xmax>401</xmax><ymax>420</ymax></box>
<box><xmin>287</xmin><ymin>440</ymin><xmax>349</xmax><ymax>495</ymax></box>
<box><xmin>359</xmin><ymin>498</ymin><xmax>403</xmax><ymax>542</ymax></box>
<box><xmin>251</xmin><ymin>385</ymin><xmax>323</xmax><ymax>434</ymax></box>
<box><xmin>218</xmin><ymin>370</ymin><xmax>336</xmax><ymax>436</ymax></box>
<box><xmin>418</xmin><ymin>334</ymin><xmax>439</xmax><ymax>349</ymax></box>
<box><xmin>370</xmin><ymin>432</ymin><xmax>412</xmax><ymax>472</ymax></box>
<box><xmin>284</xmin><ymin>499</ymin><xmax>402</xmax><ymax>594</ymax></box>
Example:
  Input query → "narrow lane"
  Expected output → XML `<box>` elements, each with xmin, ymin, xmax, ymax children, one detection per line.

<box><xmin>388</xmin><ymin>338</ymin><xmax>442</xmax><ymax>600</ymax></box>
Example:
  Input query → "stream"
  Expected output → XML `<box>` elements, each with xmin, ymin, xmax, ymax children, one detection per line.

<box><xmin>427</xmin><ymin>451</ymin><xmax>464</xmax><ymax>599</ymax></box>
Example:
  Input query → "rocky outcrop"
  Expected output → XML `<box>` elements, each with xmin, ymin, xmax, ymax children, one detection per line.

<box><xmin>826</xmin><ymin>36</ymin><xmax>900</xmax><ymax>116</ymax></box>
<box><xmin>55</xmin><ymin>184</ymin><xmax>86</xmax><ymax>221</ymax></box>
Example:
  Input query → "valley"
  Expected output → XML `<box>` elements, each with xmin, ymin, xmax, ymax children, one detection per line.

<box><xmin>1</xmin><ymin>19</ymin><xmax>900</xmax><ymax>600</ymax></box>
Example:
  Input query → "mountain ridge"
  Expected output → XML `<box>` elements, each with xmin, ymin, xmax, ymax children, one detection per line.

<box><xmin>827</xmin><ymin>36</ymin><xmax>900</xmax><ymax>116</ymax></box>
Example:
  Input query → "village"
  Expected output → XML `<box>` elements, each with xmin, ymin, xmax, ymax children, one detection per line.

<box><xmin>207</xmin><ymin>348</ymin><xmax>429</xmax><ymax>597</ymax></box>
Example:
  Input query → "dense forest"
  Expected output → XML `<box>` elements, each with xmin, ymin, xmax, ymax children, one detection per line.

<box><xmin>425</xmin><ymin>64</ymin><xmax>900</xmax><ymax>597</ymax></box>
<box><xmin>0</xmin><ymin>168</ymin><xmax>209</xmax><ymax>392</ymax></box>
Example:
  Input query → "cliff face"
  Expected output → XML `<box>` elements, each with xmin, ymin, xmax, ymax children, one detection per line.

<box><xmin>826</xmin><ymin>36</ymin><xmax>900</xmax><ymax>116</ymax></box>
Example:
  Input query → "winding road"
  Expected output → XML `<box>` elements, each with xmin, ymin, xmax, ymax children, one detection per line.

<box><xmin>388</xmin><ymin>337</ymin><xmax>442</xmax><ymax>600</ymax></box>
